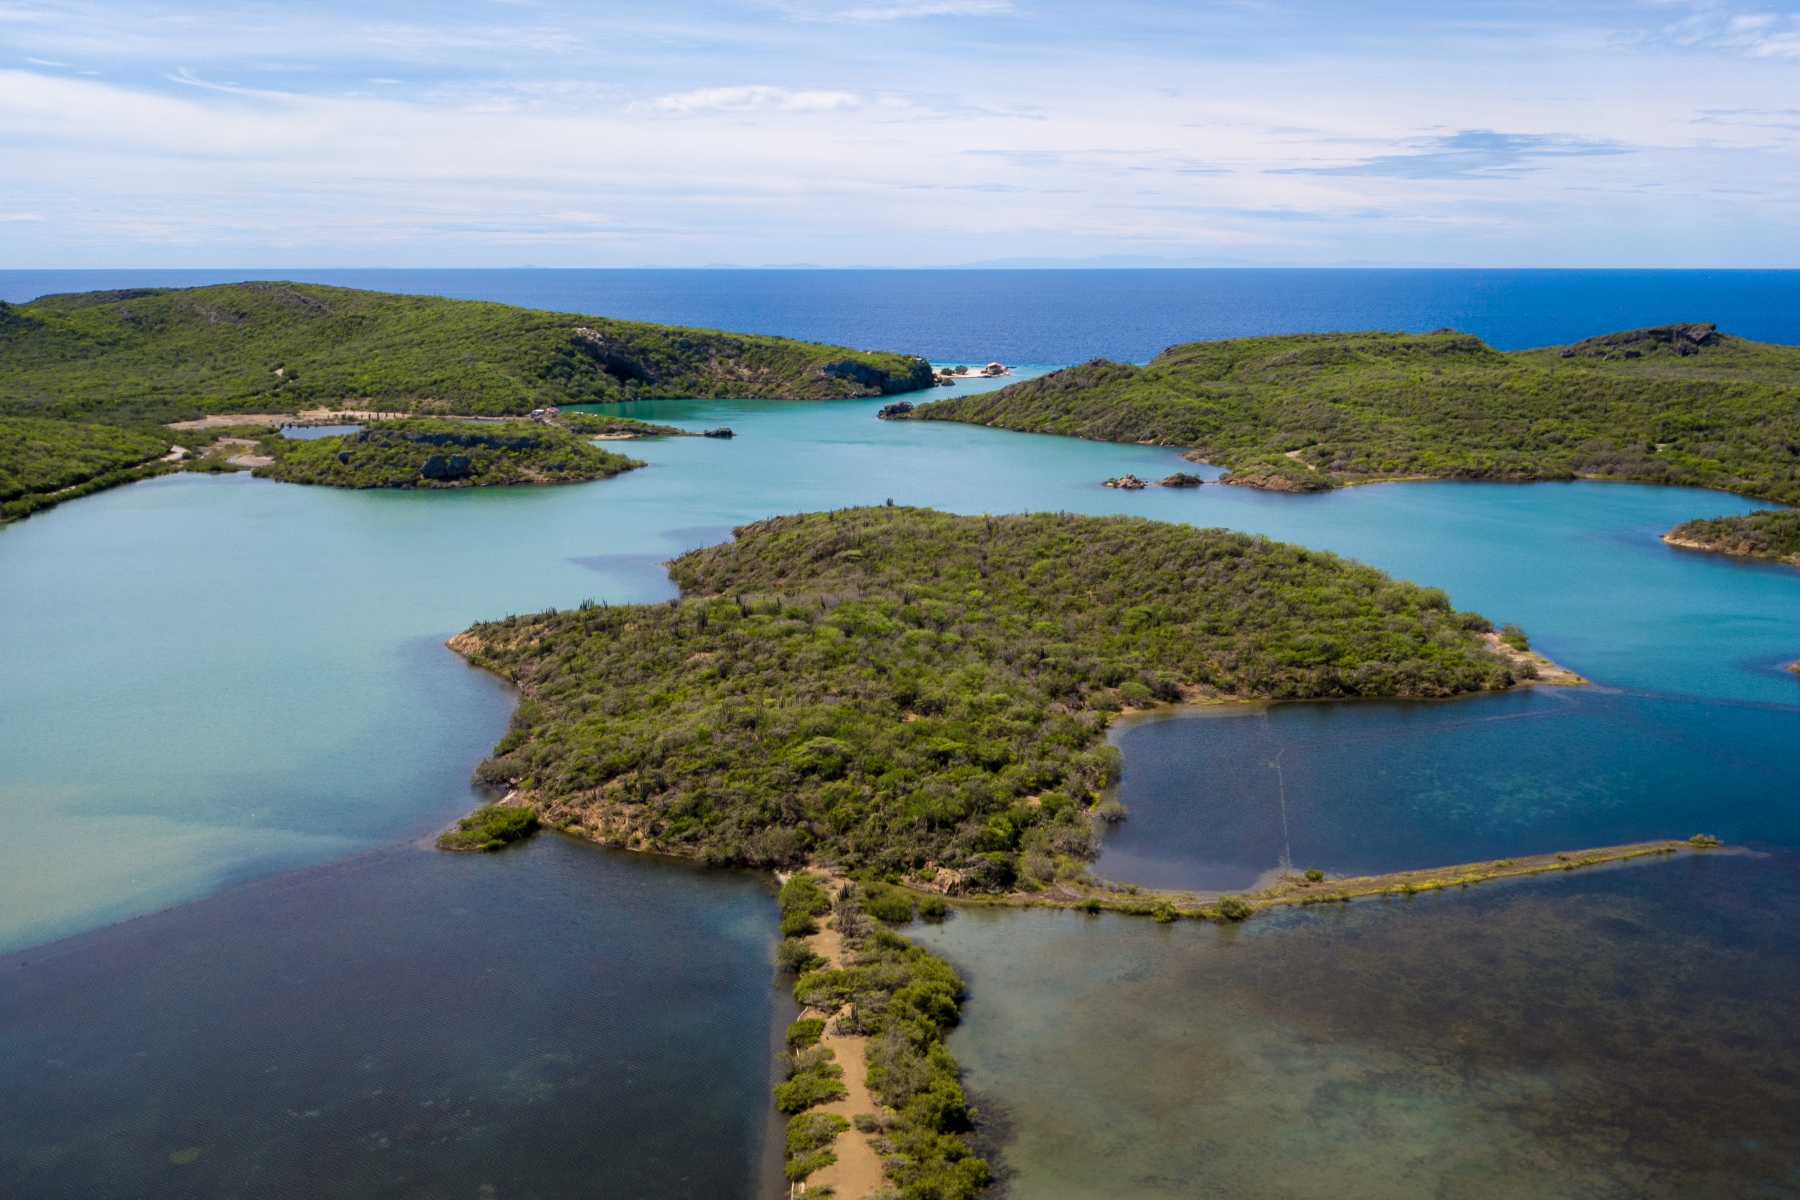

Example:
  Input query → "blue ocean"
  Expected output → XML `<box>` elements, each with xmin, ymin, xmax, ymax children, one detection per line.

<box><xmin>2</xmin><ymin>269</ymin><xmax>1797</xmax><ymax>1197</ymax></box>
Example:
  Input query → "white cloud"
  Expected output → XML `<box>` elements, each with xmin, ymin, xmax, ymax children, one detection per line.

<box><xmin>639</xmin><ymin>85</ymin><xmax>862</xmax><ymax>113</ymax></box>
<box><xmin>0</xmin><ymin>2</ymin><xmax>1795</xmax><ymax>266</ymax></box>
<box><xmin>829</xmin><ymin>1</ymin><xmax>1012</xmax><ymax>20</ymax></box>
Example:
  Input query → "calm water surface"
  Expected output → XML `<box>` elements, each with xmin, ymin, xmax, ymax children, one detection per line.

<box><xmin>5</xmin><ymin>268</ymin><xmax>1799</xmax><ymax>359</ymax></box>
<box><xmin>912</xmin><ymin>853</ymin><xmax>1800</xmax><ymax>1199</ymax></box>
<box><xmin>0</xmin><ymin>836</ymin><xmax>786</xmax><ymax>1200</ymax></box>
<box><xmin>3</xmin><ymin>273</ymin><xmax>1799</xmax><ymax>1197</ymax></box>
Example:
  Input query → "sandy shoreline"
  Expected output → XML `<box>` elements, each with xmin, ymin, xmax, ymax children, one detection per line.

<box><xmin>1662</xmin><ymin>530</ymin><xmax>1800</xmax><ymax>567</ymax></box>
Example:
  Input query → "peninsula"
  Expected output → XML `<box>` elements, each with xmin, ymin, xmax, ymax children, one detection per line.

<box><xmin>904</xmin><ymin>324</ymin><xmax>1800</xmax><ymax>520</ymax></box>
<box><xmin>1663</xmin><ymin>508</ymin><xmax>1800</xmax><ymax>566</ymax></box>
<box><xmin>253</xmin><ymin>418</ymin><xmax>643</xmax><ymax>489</ymax></box>
<box><xmin>446</xmin><ymin>505</ymin><xmax>1542</xmax><ymax>881</ymax></box>
<box><xmin>0</xmin><ymin>281</ymin><xmax>932</xmax><ymax>521</ymax></box>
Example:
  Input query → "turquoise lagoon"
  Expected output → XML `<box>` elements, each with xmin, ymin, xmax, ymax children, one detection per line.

<box><xmin>3</xmin><ymin>385</ymin><xmax>1799</xmax><ymax>1196</ymax></box>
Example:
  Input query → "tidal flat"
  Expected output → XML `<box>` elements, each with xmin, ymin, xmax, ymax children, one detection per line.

<box><xmin>911</xmin><ymin>850</ymin><xmax>1800</xmax><ymax>1199</ymax></box>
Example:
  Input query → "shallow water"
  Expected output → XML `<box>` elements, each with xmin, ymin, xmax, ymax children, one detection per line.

<box><xmin>912</xmin><ymin>852</ymin><xmax>1800</xmax><ymax>1199</ymax></box>
<box><xmin>0</xmin><ymin>835</ymin><xmax>785</xmax><ymax>1200</ymax></box>
<box><xmin>1</xmin><ymin>393</ymin><xmax>1791</xmax><ymax>951</ymax></box>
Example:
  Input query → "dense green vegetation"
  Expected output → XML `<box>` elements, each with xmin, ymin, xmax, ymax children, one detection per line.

<box><xmin>911</xmin><ymin>324</ymin><xmax>1800</xmax><ymax>505</ymax></box>
<box><xmin>0</xmin><ymin>416</ymin><xmax>177</xmax><ymax>523</ymax></box>
<box><xmin>0</xmin><ymin>282</ymin><xmax>935</xmax><ymax>425</ymax></box>
<box><xmin>1666</xmin><ymin>508</ymin><xmax>1800</xmax><ymax>564</ymax></box>
<box><xmin>437</xmin><ymin>803</ymin><xmax>540</xmax><ymax>851</ymax></box>
<box><xmin>452</xmin><ymin>506</ymin><xmax>1521</xmax><ymax>879</ymax></box>
<box><xmin>254</xmin><ymin>418</ymin><xmax>642</xmax><ymax>489</ymax></box>
<box><xmin>790</xmin><ymin>883</ymin><xmax>988</xmax><ymax>1199</ymax></box>
<box><xmin>553</xmin><ymin>412</ymin><xmax>693</xmax><ymax>438</ymax></box>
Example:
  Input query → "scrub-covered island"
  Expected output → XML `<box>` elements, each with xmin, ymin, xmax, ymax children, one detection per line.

<box><xmin>906</xmin><ymin>323</ymin><xmax>1800</xmax><ymax>557</ymax></box>
<box><xmin>0</xmin><ymin>281</ymin><xmax>934</xmax><ymax>520</ymax></box>
<box><xmin>448</xmin><ymin>506</ymin><xmax>1538</xmax><ymax>875</ymax></box>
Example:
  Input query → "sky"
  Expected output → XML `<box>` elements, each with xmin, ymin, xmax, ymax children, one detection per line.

<box><xmin>1</xmin><ymin>0</ymin><xmax>1797</xmax><ymax>267</ymax></box>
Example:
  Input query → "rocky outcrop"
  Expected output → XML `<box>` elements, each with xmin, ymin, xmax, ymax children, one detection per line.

<box><xmin>876</xmin><ymin>401</ymin><xmax>914</xmax><ymax>419</ymax></box>
<box><xmin>420</xmin><ymin>453</ymin><xmax>472</xmax><ymax>480</ymax></box>
<box><xmin>822</xmin><ymin>357</ymin><xmax>936</xmax><ymax>396</ymax></box>
<box><xmin>1102</xmin><ymin>474</ymin><xmax>1147</xmax><ymax>490</ymax></box>
<box><xmin>702</xmin><ymin>427</ymin><xmax>734</xmax><ymax>439</ymax></box>
<box><xmin>1157</xmin><ymin>472</ymin><xmax>1203</xmax><ymax>487</ymax></box>
<box><xmin>1559</xmin><ymin>323</ymin><xmax>1718</xmax><ymax>359</ymax></box>
<box><xmin>571</xmin><ymin>327</ymin><xmax>660</xmax><ymax>383</ymax></box>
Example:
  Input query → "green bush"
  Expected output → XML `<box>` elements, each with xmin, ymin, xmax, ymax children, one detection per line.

<box><xmin>1215</xmin><ymin>896</ymin><xmax>1253</xmax><ymax>921</ymax></box>
<box><xmin>918</xmin><ymin>895</ymin><xmax>949</xmax><ymax>921</ymax></box>
<box><xmin>1499</xmin><ymin>623</ymin><xmax>1530</xmax><ymax>651</ymax></box>
<box><xmin>777</xmin><ymin>938</ymin><xmax>826</xmax><ymax>974</ymax></box>
<box><xmin>786</xmin><ymin>1018</ymin><xmax>826</xmax><ymax>1050</ymax></box>
<box><xmin>774</xmin><ymin>1048</ymin><xmax>847</xmax><ymax>1114</ymax></box>
<box><xmin>780</xmin><ymin>874</ymin><xmax>833</xmax><ymax>918</ymax></box>
<box><xmin>1081</xmin><ymin>898</ymin><xmax>1102</xmax><ymax>914</ymax></box>
<box><xmin>784</xmin><ymin>1111</ymin><xmax>850</xmax><ymax>1181</ymax></box>
<box><xmin>1304</xmin><ymin>868</ymin><xmax>1325</xmax><ymax>883</ymax></box>
<box><xmin>862</xmin><ymin>886</ymin><xmax>916</xmax><ymax>925</ymax></box>
<box><xmin>781</xmin><ymin>910</ymin><xmax>820</xmax><ymax>938</ymax></box>
<box><xmin>1152</xmin><ymin>899</ymin><xmax>1177</xmax><ymax>923</ymax></box>
<box><xmin>437</xmin><ymin>804</ymin><xmax>539</xmax><ymax>852</ymax></box>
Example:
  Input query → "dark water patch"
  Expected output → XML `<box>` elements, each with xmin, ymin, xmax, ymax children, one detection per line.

<box><xmin>0</xmin><ymin>836</ymin><xmax>782</xmax><ymax>1200</ymax></box>
<box><xmin>280</xmin><ymin>424</ymin><xmax>362</xmax><ymax>440</ymax></box>
<box><xmin>567</xmin><ymin>553</ymin><xmax>680</xmax><ymax>601</ymax></box>
<box><xmin>1100</xmin><ymin>687</ymin><xmax>1800</xmax><ymax>891</ymax></box>
<box><xmin>913</xmin><ymin>851</ymin><xmax>1800</xmax><ymax>1199</ymax></box>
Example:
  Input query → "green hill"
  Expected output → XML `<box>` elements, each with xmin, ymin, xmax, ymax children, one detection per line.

<box><xmin>450</xmin><ymin>506</ymin><xmax>1524</xmax><ymax>876</ymax></box>
<box><xmin>0</xmin><ymin>281</ymin><xmax>936</xmax><ymax>424</ymax></box>
<box><xmin>909</xmin><ymin>324</ymin><xmax>1800</xmax><ymax>505</ymax></box>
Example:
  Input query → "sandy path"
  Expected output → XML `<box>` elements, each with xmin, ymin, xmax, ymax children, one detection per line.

<box><xmin>795</xmin><ymin>916</ymin><xmax>887</xmax><ymax>1198</ymax></box>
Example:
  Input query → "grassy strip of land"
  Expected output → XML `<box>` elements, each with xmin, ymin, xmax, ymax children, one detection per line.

<box><xmin>777</xmin><ymin>873</ymin><xmax>987</xmax><ymax>1199</ymax></box>
<box><xmin>883</xmin><ymin>838</ymin><xmax>1725</xmax><ymax>926</ymax></box>
<box><xmin>1664</xmin><ymin>509</ymin><xmax>1800</xmax><ymax>566</ymax></box>
<box><xmin>252</xmin><ymin>417</ymin><xmax>643</xmax><ymax>489</ymax></box>
<box><xmin>907</xmin><ymin>324</ymin><xmax>1800</xmax><ymax>509</ymax></box>
<box><xmin>447</xmin><ymin>506</ymin><xmax>1534</xmax><ymax>883</ymax></box>
<box><xmin>437</xmin><ymin>802</ymin><xmax>541</xmax><ymax>851</ymax></box>
<box><xmin>0</xmin><ymin>282</ymin><xmax>935</xmax><ymax>425</ymax></box>
<box><xmin>553</xmin><ymin>412</ymin><xmax>694</xmax><ymax>438</ymax></box>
